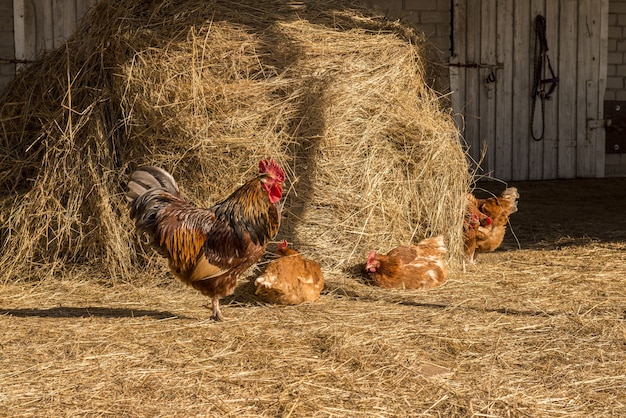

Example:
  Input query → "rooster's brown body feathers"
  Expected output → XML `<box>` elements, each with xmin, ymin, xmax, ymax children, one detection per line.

<box><xmin>127</xmin><ymin>162</ymin><xmax>284</xmax><ymax>320</ymax></box>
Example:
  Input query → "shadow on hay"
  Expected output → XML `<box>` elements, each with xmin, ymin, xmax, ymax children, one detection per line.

<box><xmin>1</xmin><ymin>306</ymin><xmax>185</xmax><ymax>320</ymax></box>
<box><xmin>280</xmin><ymin>79</ymin><xmax>328</xmax><ymax>249</ymax></box>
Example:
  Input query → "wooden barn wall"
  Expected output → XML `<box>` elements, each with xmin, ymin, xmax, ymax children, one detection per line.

<box><xmin>451</xmin><ymin>0</ymin><xmax>609</xmax><ymax>181</ymax></box>
<box><xmin>12</xmin><ymin>0</ymin><xmax>98</xmax><ymax>66</ymax></box>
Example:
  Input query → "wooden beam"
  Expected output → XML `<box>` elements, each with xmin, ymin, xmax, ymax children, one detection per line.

<box><xmin>479</xmin><ymin>0</ymin><xmax>497</xmax><ymax>176</ymax></box>
<box><xmin>495</xmin><ymin>0</ymin><xmax>513</xmax><ymax>181</ymax></box>
<box><xmin>511</xmin><ymin>0</ymin><xmax>530</xmax><ymax>180</ymax></box>
<box><xmin>557</xmin><ymin>0</ymin><xmax>577</xmax><ymax>179</ymax></box>
<box><xmin>542</xmin><ymin>0</ymin><xmax>559</xmax><ymax>179</ymax></box>
<box><xmin>595</xmin><ymin>0</ymin><xmax>608</xmax><ymax>178</ymax></box>
<box><xmin>13</xmin><ymin>0</ymin><xmax>26</xmax><ymax>70</ymax></box>
<box><xmin>450</xmin><ymin>0</ymin><xmax>468</xmax><ymax>166</ymax></box>
<box><xmin>528</xmin><ymin>0</ymin><xmax>544</xmax><ymax>180</ymax></box>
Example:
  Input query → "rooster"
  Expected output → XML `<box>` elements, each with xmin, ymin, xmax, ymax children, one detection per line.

<box><xmin>254</xmin><ymin>240</ymin><xmax>325</xmax><ymax>305</ymax></box>
<box><xmin>365</xmin><ymin>236</ymin><xmax>448</xmax><ymax>289</ymax></box>
<box><xmin>473</xmin><ymin>187</ymin><xmax>519</xmax><ymax>254</ymax></box>
<box><xmin>126</xmin><ymin>159</ymin><xmax>285</xmax><ymax>321</ymax></box>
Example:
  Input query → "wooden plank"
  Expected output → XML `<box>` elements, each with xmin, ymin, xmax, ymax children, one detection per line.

<box><xmin>582</xmin><ymin>0</ymin><xmax>603</xmax><ymax>178</ymax></box>
<box><xmin>577</xmin><ymin>0</ymin><xmax>593</xmax><ymax>177</ymax></box>
<box><xmin>13</xmin><ymin>0</ymin><xmax>26</xmax><ymax>68</ymax></box>
<box><xmin>581</xmin><ymin>0</ymin><xmax>607</xmax><ymax>178</ymax></box>
<box><xmin>42</xmin><ymin>0</ymin><xmax>55</xmax><ymax>51</ymax></box>
<box><xmin>450</xmin><ymin>0</ymin><xmax>467</xmax><ymax>153</ymax></box>
<box><xmin>449</xmin><ymin>55</ymin><xmax>464</xmax><ymax>144</ymax></box>
<box><xmin>25</xmin><ymin>1</ymin><xmax>37</xmax><ymax>60</ymax></box>
<box><xmin>63</xmin><ymin>0</ymin><xmax>77</xmax><ymax>40</ymax></box>
<box><xmin>33</xmin><ymin>0</ymin><xmax>45</xmax><ymax>54</ymax></box>
<box><xmin>511</xmin><ymin>0</ymin><xmax>530</xmax><ymax>180</ymax></box>
<box><xmin>479</xmin><ymin>0</ymin><xmax>497</xmax><ymax>176</ymax></box>
<box><xmin>52</xmin><ymin>0</ymin><xmax>64</xmax><ymax>48</ymax></box>
<box><xmin>528</xmin><ymin>0</ymin><xmax>544</xmax><ymax>180</ymax></box>
<box><xmin>14</xmin><ymin>0</ymin><xmax>39</xmax><ymax>66</ymax></box>
<box><xmin>595</xmin><ymin>0</ymin><xmax>608</xmax><ymax>178</ymax></box>
<box><xmin>25</xmin><ymin>0</ymin><xmax>37</xmax><ymax>59</ymax></box>
<box><xmin>52</xmin><ymin>0</ymin><xmax>78</xmax><ymax>48</ymax></box>
<box><xmin>31</xmin><ymin>0</ymin><xmax>54</xmax><ymax>53</ymax></box>
<box><xmin>464</xmin><ymin>0</ymin><xmax>482</xmax><ymax>174</ymax></box>
<box><xmin>542</xmin><ymin>0</ymin><xmax>559</xmax><ymax>179</ymax></box>
<box><xmin>494</xmin><ymin>0</ymin><xmax>513</xmax><ymax>181</ymax></box>
<box><xmin>557</xmin><ymin>0</ymin><xmax>577</xmax><ymax>178</ymax></box>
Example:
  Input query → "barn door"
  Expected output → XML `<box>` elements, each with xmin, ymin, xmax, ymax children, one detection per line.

<box><xmin>450</xmin><ymin>0</ymin><xmax>608</xmax><ymax>181</ymax></box>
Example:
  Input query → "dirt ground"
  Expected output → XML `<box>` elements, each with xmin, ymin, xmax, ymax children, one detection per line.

<box><xmin>1</xmin><ymin>178</ymin><xmax>625</xmax><ymax>417</ymax></box>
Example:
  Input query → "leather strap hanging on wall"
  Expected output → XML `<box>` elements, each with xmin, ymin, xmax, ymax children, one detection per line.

<box><xmin>531</xmin><ymin>15</ymin><xmax>559</xmax><ymax>141</ymax></box>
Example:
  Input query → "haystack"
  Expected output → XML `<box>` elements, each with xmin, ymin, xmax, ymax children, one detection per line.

<box><xmin>0</xmin><ymin>0</ymin><xmax>470</xmax><ymax>281</ymax></box>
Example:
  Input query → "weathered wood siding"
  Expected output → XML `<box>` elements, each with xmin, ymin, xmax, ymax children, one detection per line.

<box><xmin>13</xmin><ymin>0</ymin><xmax>98</xmax><ymax>67</ymax></box>
<box><xmin>451</xmin><ymin>0</ymin><xmax>609</xmax><ymax>180</ymax></box>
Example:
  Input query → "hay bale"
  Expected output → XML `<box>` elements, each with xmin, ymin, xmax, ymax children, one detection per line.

<box><xmin>0</xmin><ymin>0</ymin><xmax>470</xmax><ymax>281</ymax></box>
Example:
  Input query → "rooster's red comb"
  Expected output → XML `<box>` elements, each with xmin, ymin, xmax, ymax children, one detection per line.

<box><xmin>259</xmin><ymin>159</ymin><xmax>285</xmax><ymax>182</ymax></box>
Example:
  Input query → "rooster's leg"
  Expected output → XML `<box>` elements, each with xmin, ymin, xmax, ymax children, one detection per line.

<box><xmin>209</xmin><ymin>297</ymin><xmax>224</xmax><ymax>321</ymax></box>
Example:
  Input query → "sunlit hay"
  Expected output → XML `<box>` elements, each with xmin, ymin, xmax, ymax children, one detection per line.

<box><xmin>3</xmin><ymin>180</ymin><xmax>626</xmax><ymax>416</ymax></box>
<box><xmin>0</xmin><ymin>0</ymin><xmax>469</xmax><ymax>282</ymax></box>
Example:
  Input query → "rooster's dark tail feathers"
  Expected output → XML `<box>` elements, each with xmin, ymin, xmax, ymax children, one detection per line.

<box><xmin>126</xmin><ymin>167</ymin><xmax>184</xmax><ymax>245</ymax></box>
<box><xmin>126</xmin><ymin>166</ymin><xmax>180</xmax><ymax>204</ymax></box>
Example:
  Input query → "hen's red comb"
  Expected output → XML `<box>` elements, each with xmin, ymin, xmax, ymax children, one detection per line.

<box><xmin>259</xmin><ymin>159</ymin><xmax>285</xmax><ymax>182</ymax></box>
<box><xmin>277</xmin><ymin>240</ymin><xmax>288</xmax><ymax>251</ymax></box>
<box><xmin>366</xmin><ymin>250</ymin><xmax>377</xmax><ymax>265</ymax></box>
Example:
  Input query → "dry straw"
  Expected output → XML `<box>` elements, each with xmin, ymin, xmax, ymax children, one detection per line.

<box><xmin>2</xmin><ymin>179</ymin><xmax>626</xmax><ymax>417</ymax></box>
<box><xmin>0</xmin><ymin>0</ymin><xmax>469</xmax><ymax>282</ymax></box>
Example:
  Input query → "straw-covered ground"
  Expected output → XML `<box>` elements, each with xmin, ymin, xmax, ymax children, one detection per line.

<box><xmin>1</xmin><ymin>0</ymin><xmax>624</xmax><ymax>415</ymax></box>
<box><xmin>1</xmin><ymin>178</ymin><xmax>625</xmax><ymax>417</ymax></box>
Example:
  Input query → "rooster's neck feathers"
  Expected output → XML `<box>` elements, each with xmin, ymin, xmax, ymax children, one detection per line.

<box><xmin>213</xmin><ymin>176</ymin><xmax>280</xmax><ymax>247</ymax></box>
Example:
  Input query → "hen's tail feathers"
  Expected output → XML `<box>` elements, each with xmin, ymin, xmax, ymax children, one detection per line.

<box><xmin>501</xmin><ymin>187</ymin><xmax>520</xmax><ymax>214</ymax></box>
<box><xmin>126</xmin><ymin>166</ymin><xmax>180</xmax><ymax>204</ymax></box>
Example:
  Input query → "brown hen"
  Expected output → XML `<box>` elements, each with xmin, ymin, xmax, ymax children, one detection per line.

<box><xmin>473</xmin><ymin>187</ymin><xmax>519</xmax><ymax>253</ymax></box>
<box><xmin>254</xmin><ymin>241</ymin><xmax>325</xmax><ymax>305</ymax></box>
<box><xmin>365</xmin><ymin>236</ymin><xmax>448</xmax><ymax>290</ymax></box>
<box><xmin>464</xmin><ymin>193</ymin><xmax>492</xmax><ymax>264</ymax></box>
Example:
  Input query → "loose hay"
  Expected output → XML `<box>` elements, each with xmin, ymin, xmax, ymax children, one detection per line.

<box><xmin>1</xmin><ymin>233</ymin><xmax>625</xmax><ymax>416</ymax></box>
<box><xmin>0</xmin><ymin>0</ymin><xmax>469</xmax><ymax>281</ymax></box>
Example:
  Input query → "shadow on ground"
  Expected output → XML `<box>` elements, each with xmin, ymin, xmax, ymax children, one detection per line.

<box><xmin>1</xmin><ymin>306</ymin><xmax>185</xmax><ymax>319</ymax></box>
